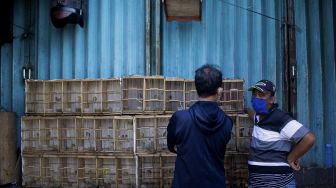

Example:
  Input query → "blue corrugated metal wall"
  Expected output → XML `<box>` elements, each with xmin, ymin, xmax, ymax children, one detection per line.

<box><xmin>295</xmin><ymin>0</ymin><xmax>336</xmax><ymax>166</ymax></box>
<box><xmin>36</xmin><ymin>0</ymin><xmax>146</xmax><ymax>79</ymax></box>
<box><xmin>162</xmin><ymin>0</ymin><xmax>285</xmax><ymax>110</ymax></box>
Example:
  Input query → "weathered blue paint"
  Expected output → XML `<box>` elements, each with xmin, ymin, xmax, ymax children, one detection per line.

<box><xmin>162</xmin><ymin>0</ymin><xmax>284</xmax><ymax>108</ymax></box>
<box><xmin>87</xmin><ymin>0</ymin><xmax>99</xmax><ymax>78</ymax></box>
<box><xmin>36</xmin><ymin>0</ymin><xmax>50</xmax><ymax>79</ymax></box>
<box><xmin>0</xmin><ymin>44</ymin><xmax>13</xmax><ymax>112</ymax></box>
<box><xmin>295</xmin><ymin>0</ymin><xmax>336</xmax><ymax>166</ymax></box>
<box><xmin>321</xmin><ymin>0</ymin><xmax>336</xmax><ymax>151</ymax></box>
<box><xmin>12</xmin><ymin>0</ymin><xmax>26</xmax><ymax>147</ymax></box>
<box><xmin>74</xmin><ymin>25</ymin><xmax>85</xmax><ymax>78</ymax></box>
<box><xmin>307</xmin><ymin>0</ymin><xmax>324</xmax><ymax>166</ymax></box>
<box><xmin>33</xmin><ymin>0</ymin><xmax>146</xmax><ymax>79</ymax></box>
<box><xmin>100</xmin><ymin>0</ymin><xmax>112</xmax><ymax>78</ymax></box>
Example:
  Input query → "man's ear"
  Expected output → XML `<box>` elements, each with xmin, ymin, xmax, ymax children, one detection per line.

<box><xmin>269</xmin><ymin>95</ymin><xmax>276</xmax><ymax>103</ymax></box>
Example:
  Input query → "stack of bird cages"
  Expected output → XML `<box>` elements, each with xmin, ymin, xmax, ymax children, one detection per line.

<box><xmin>23</xmin><ymin>154</ymin><xmax>138</xmax><ymax>188</ymax></box>
<box><xmin>95</xmin><ymin>117</ymin><xmax>114</xmax><ymax>152</ymax></box>
<box><xmin>156</xmin><ymin>115</ymin><xmax>171</xmax><ymax>153</ymax></box>
<box><xmin>226</xmin><ymin>117</ymin><xmax>237</xmax><ymax>153</ymax></box>
<box><xmin>44</xmin><ymin>80</ymin><xmax>63</xmax><ymax>114</ymax></box>
<box><xmin>77</xmin><ymin>156</ymin><xmax>97</xmax><ymax>187</ymax></box>
<box><xmin>219</xmin><ymin>79</ymin><xmax>244</xmax><ymax>112</ymax></box>
<box><xmin>41</xmin><ymin>155</ymin><xmax>62</xmax><ymax>187</ymax></box>
<box><xmin>161</xmin><ymin>155</ymin><xmax>176</xmax><ymax>187</ymax></box>
<box><xmin>21</xmin><ymin>117</ymin><xmax>42</xmax><ymax>153</ymax></box>
<box><xmin>184</xmin><ymin>80</ymin><xmax>198</xmax><ymax>109</ymax></box>
<box><xmin>135</xmin><ymin>116</ymin><xmax>156</xmax><ymax>153</ymax></box>
<box><xmin>25</xmin><ymin>80</ymin><xmax>44</xmax><ymax>114</ymax></box>
<box><xmin>21</xmin><ymin>116</ymin><xmax>59</xmax><ymax>152</ymax></box>
<box><xmin>115</xmin><ymin>156</ymin><xmax>137</xmax><ymax>187</ymax></box>
<box><xmin>144</xmin><ymin>76</ymin><xmax>165</xmax><ymax>113</ymax></box>
<box><xmin>224</xmin><ymin>154</ymin><xmax>249</xmax><ymax>187</ymax></box>
<box><xmin>102</xmin><ymin>78</ymin><xmax>122</xmax><ymax>114</ymax></box>
<box><xmin>22</xmin><ymin>154</ymin><xmax>42</xmax><ymax>187</ymax></box>
<box><xmin>82</xmin><ymin>80</ymin><xmax>103</xmax><ymax>114</ymax></box>
<box><xmin>227</xmin><ymin>114</ymin><xmax>254</xmax><ymax>154</ymax></box>
<box><xmin>235</xmin><ymin>114</ymin><xmax>253</xmax><ymax>153</ymax></box>
<box><xmin>96</xmin><ymin>156</ymin><xmax>118</xmax><ymax>187</ymax></box>
<box><xmin>77</xmin><ymin>117</ymin><xmax>96</xmax><ymax>152</ymax></box>
<box><xmin>113</xmin><ymin>116</ymin><xmax>134</xmax><ymax>153</ymax></box>
<box><xmin>164</xmin><ymin>78</ymin><xmax>185</xmax><ymax>113</ymax></box>
<box><xmin>138</xmin><ymin>155</ymin><xmax>161</xmax><ymax>187</ymax></box>
<box><xmin>122</xmin><ymin>76</ymin><xmax>145</xmax><ymax>114</ymax></box>
<box><xmin>138</xmin><ymin>154</ymin><xmax>176</xmax><ymax>188</ymax></box>
<box><xmin>62</xmin><ymin>80</ymin><xmax>82</xmax><ymax>114</ymax></box>
<box><xmin>135</xmin><ymin>115</ymin><xmax>172</xmax><ymax>154</ymax></box>
<box><xmin>58</xmin><ymin>117</ymin><xmax>78</xmax><ymax>152</ymax></box>
<box><xmin>39</xmin><ymin>117</ymin><xmax>59</xmax><ymax>151</ymax></box>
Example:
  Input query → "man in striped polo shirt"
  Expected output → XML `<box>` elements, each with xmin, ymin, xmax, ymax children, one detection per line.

<box><xmin>246</xmin><ymin>80</ymin><xmax>316</xmax><ymax>188</ymax></box>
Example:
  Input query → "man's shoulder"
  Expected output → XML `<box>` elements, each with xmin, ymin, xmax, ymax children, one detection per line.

<box><xmin>172</xmin><ymin>109</ymin><xmax>190</xmax><ymax>118</ymax></box>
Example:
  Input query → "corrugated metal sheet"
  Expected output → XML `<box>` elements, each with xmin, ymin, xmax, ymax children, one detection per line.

<box><xmin>35</xmin><ymin>0</ymin><xmax>146</xmax><ymax>79</ymax></box>
<box><xmin>295</xmin><ymin>0</ymin><xmax>336</xmax><ymax>166</ymax></box>
<box><xmin>162</xmin><ymin>0</ymin><xmax>285</xmax><ymax>108</ymax></box>
<box><xmin>1</xmin><ymin>0</ymin><xmax>146</xmax><ymax>146</ymax></box>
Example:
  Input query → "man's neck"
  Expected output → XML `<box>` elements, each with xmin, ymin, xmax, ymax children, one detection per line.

<box><xmin>198</xmin><ymin>95</ymin><xmax>217</xmax><ymax>102</ymax></box>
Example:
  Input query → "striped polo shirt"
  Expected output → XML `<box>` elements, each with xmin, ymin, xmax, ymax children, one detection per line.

<box><xmin>248</xmin><ymin>108</ymin><xmax>310</xmax><ymax>187</ymax></box>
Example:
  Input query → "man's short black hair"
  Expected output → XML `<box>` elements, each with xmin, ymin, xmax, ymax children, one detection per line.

<box><xmin>195</xmin><ymin>64</ymin><xmax>223</xmax><ymax>98</ymax></box>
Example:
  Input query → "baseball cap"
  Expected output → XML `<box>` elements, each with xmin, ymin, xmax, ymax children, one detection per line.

<box><xmin>248</xmin><ymin>80</ymin><xmax>276</xmax><ymax>95</ymax></box>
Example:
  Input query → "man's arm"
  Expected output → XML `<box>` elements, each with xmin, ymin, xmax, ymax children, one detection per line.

<box><xmin>167</xmin><ymin>114</ymin><xmax>177</xmax><ymax>153</ymax></box>
<box><xmin>287</xmin><ymin>131</ymin><xmax>316</xmax><ymax>170</ymax></box>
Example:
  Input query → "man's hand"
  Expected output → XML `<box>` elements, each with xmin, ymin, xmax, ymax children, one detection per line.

<box><xmin>288</xmin><ymin>159</ymin><xmax>300</xmax><ymax>171</ymax></box>
<box><xmin>286</xmin><ymin>132</ymin><xmax>316</xmax><ymax>171</ymax></box>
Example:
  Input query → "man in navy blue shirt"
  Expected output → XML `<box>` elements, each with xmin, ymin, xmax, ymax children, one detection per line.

<box><xmin>167</xmin><ymin>64</ymin><xmax>233</xmax><ymax>188</ymax></box>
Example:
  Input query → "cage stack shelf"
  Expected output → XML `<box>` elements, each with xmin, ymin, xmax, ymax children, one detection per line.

<box><xmin>164</xmin><ymin>78</ymin><xmax>185</xmax><ymax>113</ymax></box>
<box><xmin>22</xmin><ymin>116</ymin><xmax>137</xmax><ymax>154</ymax></box>
<box><xmin>102</xmin><ymin>78</ymin><xmax>122</xmax><ymax>114</ymax></box>
<box><xmin>78</xmin><ymin>117</ymin><xmax>96</xmax><ymax>152</ymax></box>
<box><xmin>44</xmin><ymin>80</ymin><xmax>63</xmax><ymax>114</ymax></box>
<box><xmin>235</xmin><ymin>114</ymin><xmax>253</xmax><ymax>153</ymax></box>
<box><xmin>134</xmin><ymin>115</ymin><xmax>172</xmax><ymax>154</ymax></box>
<box><xmin>219</xmin><ymin>79</ymin><xmax>244</xmax><ymax>112</ymax></box>
<box><xmin>184</xmin><ymin>80</ymin><xmax>198</xmax><ymax>109</ymax></box>
<box><xmin>144</xmin><ymin>76</ymin><xmax>165</xmax><ymax>113</ymax></box>
<box><xmin>122</xmin><ymin>76</ymin><xmax>145</xmax><ymax>114</ymax></box>
<box><xmin>59</xmin><ymin>116</ymin><xmax>79</xmax><ymax>152</ymax></box>
<box><xmin>95</xmin><ymin>117</ymin><xmax>114</xmax><ymax>152</ymax></box>
<box><xmin>226</xmin><ymin>114</ymin><xmax>253</xmax><ymax>154</ymax></box>
<box><xmin>137</xmin><ymin>154</ymin><xmax>176</xmax><ymax>188</ymax></box>
<box><xmin>22</xmin><ymin>154</ymin><xmax>138</xmax><ymax>188</ymax></box>
<box><xmin>77</xmin><ymin>156</ymin><xmax>97</xmax><ymax>187</ymax></box>
<box><xmin>224</xmin><ymin>153</ymin><xmax>249</xmax><ymax>187</ymax></box>
<box><xmin>23</xmin><ymin>76</ymin><xmax>251</xmax><ymax>187</ymax></box>
<box><xmin>21</xmin><ymin>116</ymin><xmax>59</xmax><ymax>152</ymax></box>
<box><xmin>25</xmin><ymin>80</ymin><xmax>44</xmax><ymax>115</ymax></box>
<box><xmin>113</xmin><ymin>116</ymin><xmax>135</xmax><ymax>153</ymax></box>
<box><xmin>82</xmin><ymin>80</ymin><xmax>103</xmax><ymax>114</ymax></box>
<box><xmin>62</xmin><ymin>80</ymin><xmax>82</xmax><ymax>114</ymax></box>
<box><xmin>226</xmin><ymin>115</ymin><xmax>237</xmax><ymax>153</ymax></box>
